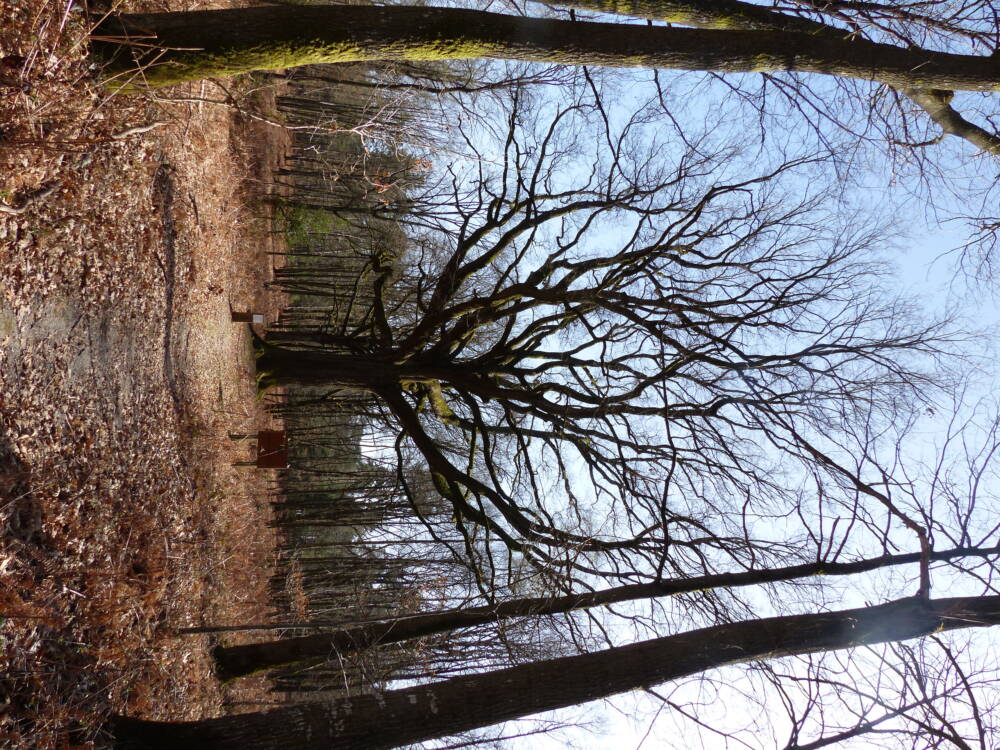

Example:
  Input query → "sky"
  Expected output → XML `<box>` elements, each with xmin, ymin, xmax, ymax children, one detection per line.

<box><xmin>444</xmin><ymin>75</ymin><xmax>1000</xmax><ymax>750</ymax></box>
<box><xmin>340</xmin><ymin>11</ymin><xmax>1000</xmax><ymax>745</ymax></box>
<box><xmin>501</xmin><ymin>215</ymin><xmax>1000</xmax><ymax>750</ymax></box>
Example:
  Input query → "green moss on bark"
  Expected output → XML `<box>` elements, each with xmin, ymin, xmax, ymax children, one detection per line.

<box><xmin>92</xmin><ymin>5</ymin><xmax>1000</xmax><ymax>92</ymax></box>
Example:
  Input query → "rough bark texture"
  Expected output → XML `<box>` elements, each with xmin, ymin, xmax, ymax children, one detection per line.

<box><xmin>93</xmin><ymin>6</ymin><xmax>1000</xmax><ymax>90</ymax></box>
<box><xmin>254</xmin><ymin>346</ymin><xmax>494</xmax><ymax>393</ymax></box>
<box><xmin>213</xmin><ymin>543</ymin><xmax>1000</xmax><ymax>679</ymax></box>
<box><xmin>114</xmin><ymin>595</ymin><xmax>1000</xmax><ymax>750</ymax></box>
<box><xmin>254</xmin><ymin>347</ymin><xmax>394</xmax><ymax>390</ymax></box>
<box><xmin>549</xmin><ymin>0</ymin><xmax>834</xmax><ymax>33</ymax></box>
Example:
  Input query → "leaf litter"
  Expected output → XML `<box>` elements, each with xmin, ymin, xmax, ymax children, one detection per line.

<box><xmin>1</xmin><ymin>1</ymin><xmax>289</xmax><ymax>747</ymax></box>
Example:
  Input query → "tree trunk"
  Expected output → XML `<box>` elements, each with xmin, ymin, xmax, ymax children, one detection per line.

<box><xmin>212</xmin><ymin>544</ymin><xmax>1000</xmax><ymax>679</ymax></box>
<box><xmin>93</xmin><ymin>6</ymin><xmax>1000</xmax><ymax>91</ymax></box>
<box><xmin>113</xmin><ymin>595</ymin><xmax>1000</xmax><ymax>750</ymax></box>
<box><xmin>254</xmin><ymin>346</ymin><xmax>390</xmax><ymax>390</ymax></box>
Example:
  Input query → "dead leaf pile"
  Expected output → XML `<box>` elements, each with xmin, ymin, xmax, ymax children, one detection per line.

<box><xmin>2</xmin><ymin>2</ymin><xmax>286</xmax><ymax>748</ymax></box>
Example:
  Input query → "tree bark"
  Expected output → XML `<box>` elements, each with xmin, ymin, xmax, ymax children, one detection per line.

<box><xmin>254</xmin><ymin>346</ymin><xmax>393</xmax><ymax>390</ymax></box>
<box><xmin>903</xmin><ymin>88</ymin><xmax>1000</xmax><ymax>154</ymax></box>
<box><xmin>212</xmin><ymin>543</ymin><xmax>1000</xmax><ymax>679</ymax></box>
<box><xmin>113</xmin><ymin>595</ymin><xmax>1000</xmax><ymax>750</ymax></box>
<box><xmin>93</xmin><ymin>6</ymin><xmax>1000</xmax><ymax>91</ymax></box>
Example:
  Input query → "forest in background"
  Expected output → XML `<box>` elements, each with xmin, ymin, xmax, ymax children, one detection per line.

<box><xmin>259</xmin><ymin>64</ymin><xmax>560</xmax><ymax>702</ymax></box>
<box><xmin>5</xmin><ymin>0</ymin><xmax>1000</xmax><ymax>748</ymax></box>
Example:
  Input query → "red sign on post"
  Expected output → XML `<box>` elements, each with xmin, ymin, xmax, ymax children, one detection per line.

<box><xmin>256</xmin><ymin>430</ymin><xmax>288</xmax><ymax>468</ymax></box>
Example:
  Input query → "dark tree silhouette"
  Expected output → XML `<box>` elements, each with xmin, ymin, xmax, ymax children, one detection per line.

<box><xmin>213</xmin><ymin>542</ymin><xmax>1000</xmax><ymax>679</ymax></box>
<box><xmin>111</xmin><ymin>595</ymin><xmax>1000</xmax><ymax>750</ymax></box>
<box><xmin>246</xmin><ymin>91</ymin><xmax>944</xmax><ymax>586</ymax></box>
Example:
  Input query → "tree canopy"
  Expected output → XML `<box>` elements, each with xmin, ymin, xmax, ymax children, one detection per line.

<box><xmin>250</xmin><ymin>89</ymin><xmax>950</xmax><ymax>593</ymax></box>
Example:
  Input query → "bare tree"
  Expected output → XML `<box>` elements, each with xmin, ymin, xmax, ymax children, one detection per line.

<box><xmin>248</xmin><ymin>89</ymin><xmax>948</xmax><ymax>590</ymax></box>
<box><xmin>212</xmin><ymin>541</ymin><xmax>1000</xmax><ymax>679</ymax></box>
<box><xmin>93</xmin><ymin>4</ymin><xmax>1000</xmax><ymax>99</ymax></box>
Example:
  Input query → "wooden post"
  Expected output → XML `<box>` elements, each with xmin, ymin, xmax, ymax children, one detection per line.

<box><xmin>231</xmin><ymin>311</ymin><xmax>266</xmax><ymax>324</ymax></box>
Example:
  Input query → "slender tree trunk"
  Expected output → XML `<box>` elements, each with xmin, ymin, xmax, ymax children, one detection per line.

<box><xmin>93</xmin><ymin>6</ymin><xmax>1000</xmax><ymax>91</ymax></box>
<box><xmin>543</xmin><ymin>0</ymin><xmax>1000</xmax><ymax>155</ymax></box>
<box><xmin>212</xmin><ymin>543</ymin><xmax>1000</xmax><ymax>679</ymax></box>
<box><xmin>112</xmin><ymin>596</ymin><xmax>1000</xmax><ymax>750</ymax></box>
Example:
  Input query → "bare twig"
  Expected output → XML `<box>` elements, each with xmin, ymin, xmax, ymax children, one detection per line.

<box><xmin>110</xmin><ymin>119</ymin><xmax>168</xmax><ymax>139</ymax></box>
<box><xmin>0</xmin><ymin>182</ymin><xmax>59</xmax><ymax>215</ymax></box>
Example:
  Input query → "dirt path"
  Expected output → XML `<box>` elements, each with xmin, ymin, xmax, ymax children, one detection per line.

<box><xmin>151</xmin><ymin>161</ymin><xmax>183</xmax><ymax>413</ymax></box>
<box><xmin>0</xmin><ymin>2</ymin><xmax>290</xmax><ymax>747</ymax></box>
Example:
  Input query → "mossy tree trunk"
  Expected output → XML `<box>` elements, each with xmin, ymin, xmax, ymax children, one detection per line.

<box><xmin>93</xmin><ymin>5</ymin><xmax>1000</xmax><ymax>91</ymax></box>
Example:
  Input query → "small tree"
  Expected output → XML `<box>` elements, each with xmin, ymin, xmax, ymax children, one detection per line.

<box><xmin>212</xmin><ymin>542</ymin><xmax>1000</xmax><ymax>679</ymax></box>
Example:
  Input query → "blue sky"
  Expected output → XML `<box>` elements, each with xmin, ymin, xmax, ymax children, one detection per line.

<box><xmin>372</xmin><ymin>28</ymin><xmax>1000</xmax><ymax>746</ymax></box>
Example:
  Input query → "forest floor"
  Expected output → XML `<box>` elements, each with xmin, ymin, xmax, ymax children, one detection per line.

<box><xmin>0</xmin><ymin>1</ymin><xmax>292</xmax><ymax>747</ymax></box>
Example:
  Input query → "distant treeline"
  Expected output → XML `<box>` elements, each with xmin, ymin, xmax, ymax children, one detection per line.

<box><xmin>259</xmin><ymin>64</ymin><xmax>559</xmax><ymax>699</ymax></box>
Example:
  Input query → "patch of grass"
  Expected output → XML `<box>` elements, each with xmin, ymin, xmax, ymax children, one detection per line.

<box><xmin>279</xmin><ymin>203</ymin><xmax>336</xmax><ymax>249</ymax></box>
